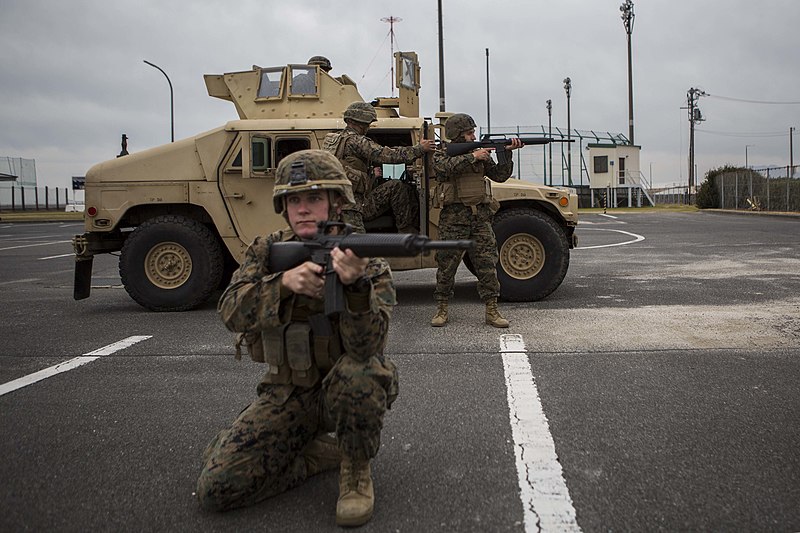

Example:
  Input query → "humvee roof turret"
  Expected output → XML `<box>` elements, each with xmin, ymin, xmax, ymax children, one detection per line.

<box><xmin>72</xmin><ymin>52</ymin><xmax>577</xmax><ymax>311</ymax></box>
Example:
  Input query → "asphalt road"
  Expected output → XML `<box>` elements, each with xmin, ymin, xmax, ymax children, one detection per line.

<box><xmin>0</xmin><ymin>212</ymin><xmax>798</xmax><ymax>532</ymax></box>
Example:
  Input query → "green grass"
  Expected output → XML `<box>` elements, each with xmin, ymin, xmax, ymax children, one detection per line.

<box><xmin>0</xmin><ymin>210</ymin><xmax>85</xmax><ymax>222</ymax></box>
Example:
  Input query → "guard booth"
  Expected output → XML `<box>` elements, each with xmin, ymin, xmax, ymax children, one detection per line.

<box><xmin>587</xmin><ymin>143</ymin><xmax>652</xmax><ymax>207</ymax></box>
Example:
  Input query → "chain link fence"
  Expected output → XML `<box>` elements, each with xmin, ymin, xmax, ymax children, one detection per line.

<box><xmin>715</xmin><ymin>166</ymin><xmax>799</xmax><ymax>212</ymax></box>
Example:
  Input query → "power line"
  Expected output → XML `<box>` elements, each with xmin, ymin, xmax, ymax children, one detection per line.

<box><xmin>696</xmin><ymin>128</ymin><xmax>792</xmax><ymax>138</ymax></box>
<box><xmin>706</xmin><ymin>94</ymin><xmax>800</xmax><ymax>105</ymax></box>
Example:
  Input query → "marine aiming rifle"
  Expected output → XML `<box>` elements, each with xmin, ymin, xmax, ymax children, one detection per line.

<box><xmin>446</xmin><ymin>135</ymin><xmax>574</xmax><ymax>160</ymax></box>
<box><xmin>268</xmin><ymin>221</ymin><xmax>473</xmax><ymax>317</ymax></box>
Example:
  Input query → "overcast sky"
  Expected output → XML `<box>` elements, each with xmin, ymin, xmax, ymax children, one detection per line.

<box><xmin>1</xmin><ymin>0</ymin><xmax>799</xmax><ymax>189</ymax></box>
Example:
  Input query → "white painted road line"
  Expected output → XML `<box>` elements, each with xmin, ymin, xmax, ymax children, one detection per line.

<box><xmin>575</xmin><ymin>228</ymin><xmax>645</xmax><ymax>250</ymax></box>
<box><xmin>0</xmin><ymin>240</ymin><xmax>70</xmax><ymax>252</ymax></box>
<box><xmin>38</xmin><ymin>253</ymin><xmax>74</xmax><ymax>260</ymax></box>
<box><xmin>0</xmin><ymin>336</ymin><xmax>152</xmax><ymax>397</ymax></box>
<box><xmin>500</xmin><ymin>333</ymin><xmax>581</xmax><ymax>532</ymax></box>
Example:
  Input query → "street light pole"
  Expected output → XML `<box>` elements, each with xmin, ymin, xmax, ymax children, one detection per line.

<box><xmin>485</xmin><ymin>48</ymin><xmax>491</xmax><ymax>135</ymax></box>
<box><xmin>546</xmin><ymin>99</ymin><xmax>553</xmax><ymax>186</ymax></box>
<box><xmin>437</xmin><ymin>0</ymin><xmax>446</xmax><ymax>112</ymax></box>
<box><xmin>620</xmin><ymin>0</ymin><xmax>635</xmax><ymax>145</ymax></box>
<box><xmin>563</xmin><ymin>77</ymin><xmax>572</xmax><ymax>186</ymax></box>
<box><xmin>143</xmin><ymin>60</ymin><xmax>174</xmax><ymax>143</ymax></box>
<box><xmin>745</xmin><ymin>144</ymin><xmax>754</xmax><ymax>169</ymax></box>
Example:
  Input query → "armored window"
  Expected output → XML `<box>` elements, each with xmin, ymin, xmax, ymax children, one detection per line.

<box><xmin>399</xmin><ymin>57</ymin><xmax>417</xmax><ymax>90</ymax></box>
<box><xmin>593</xmin><ymin>155</ymin><xmax>609</xmax><ymax>174</ymax></box>
<box><xmin>289</xmin><ymin>66</ymin><xmax>318</xmax><ymax>96</ymax></box>
<box><xmin>258</xmin><ymin>68</ymin><xmax>284</xmax><ymax>98</ymax></box>
<box><xmin>276</xmin><ymin>138</ymin><xmax>311</xmax><ymax>165</ymax></box>
<box><xmin>251</xmin><ymin>137</ymin><xmax>272</xmax><ymax>171</ymax></box>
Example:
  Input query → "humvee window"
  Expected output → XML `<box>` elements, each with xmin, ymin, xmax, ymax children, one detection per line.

<box><xmin>289</xmin><ymin>66</ymin><xmax>317</xmax><ymax>96</ymax></box>
<box><xmin>258</xmin><ymin>68</ymin><xmax>284</xmax><ymax>98</ymax></box>
<box><xmin>276</xmin><ymin>138</ymin><xmax>311</xmax><ymax>165</ymax></box>
<box><xmin>230</xmin><ymin>137</ymin><xmax>272</xmax><ymax>170</ymax></box>
<box><xmin>251</xmin><ymin>137</ymin><xmax>271</xmax><ymax>171</ymax></box>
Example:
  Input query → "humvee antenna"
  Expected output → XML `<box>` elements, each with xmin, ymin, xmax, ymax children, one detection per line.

<box><xmin>381</xmin><ymin>16</ymin><xmax>402</xmax><ymax>97</ymax></box>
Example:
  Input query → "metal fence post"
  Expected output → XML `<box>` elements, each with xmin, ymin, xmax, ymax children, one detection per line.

<box><xmin>21</xmin><ymin>186</ymin><xmax>26</xmax><ymax>210</ymax></box>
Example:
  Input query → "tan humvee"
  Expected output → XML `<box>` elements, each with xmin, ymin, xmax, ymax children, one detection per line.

<box><xmin>73</xmin><ymin>52</ymin><xmax>578</xmax><ymax>311</ymax></box>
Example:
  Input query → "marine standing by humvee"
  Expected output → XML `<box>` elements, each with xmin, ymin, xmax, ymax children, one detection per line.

<box><xmin>72</xmin><ymin>52</ymin><xmax>578</xmax><ymax>311</ymax></box>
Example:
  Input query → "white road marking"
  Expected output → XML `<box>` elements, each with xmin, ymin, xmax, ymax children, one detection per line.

<box><xmin>0</xmin><ymin>336</ymin><xmax>152</xmax><ymax>397</ymax></box>
<box><xmin>598</xmin><ymin>213</ymin><xmax>618</xmax><ymax>219</ymax></box>
<box><xmin>0</xmin><ymin>240</ymin><xmax>70</xmax><ymax>251</ymax></box>
<box><xmin>575</xmin><ymin>228</ymin><xmax>645</xmax><ymax>250</ymax></box>
<box><xmin>500</xmin><ymin>334</ymin><xmax>581</xmax><ymax>532</ymax></box>
<box><xmin>0</xmin><ymin>278</ymin><xmax>41</xmax><ymax>286</ymax></box>
<box><xmin>38</xmin><ymin>253</ymin><xmax>74</xmax><ymax>260</ymax></box>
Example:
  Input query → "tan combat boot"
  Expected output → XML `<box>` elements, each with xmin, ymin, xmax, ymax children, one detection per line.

<box><xmin>336</xmin><ymin>457</ymin><xmax>374</xmax><ymax>527</ymax></box>
<box><xmin>485</xmin><ymin>299</ymin><xmax>510</xmax><ymax>328</ymax></box>
<box><xmin>302</xmin><ymin>433</ymin><xmax>341</xmax><ymax>477</ymax></box>
<box><xmin>430</xmin><ymin>301</ymin><xmax>449</xmax><ymax>327</ymax></box>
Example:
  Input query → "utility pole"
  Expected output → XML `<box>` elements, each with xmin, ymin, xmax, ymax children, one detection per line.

<box><xmin>485</xmin><ymin>48</ymin><xmax>491</xmax><ymax>135</ymax></box>
<box><xmin>687</xmin><ymin>87</ymin><xmax>707</xmax><ymax>196</ymax></box>
<box><xmin>564</xmin><ymin>77</ymin><xmax>572</xmax><ymax>186</ymax></box>
<box><xmin>620</xmin><ymin>0</ymin><xmax>635</xmax><ymax>145</ymax></box>
<box><xmin>437</xmin><ymin>0</ymin><xmax>446</xmax><ymax>112</ymax></box>
<box><xmin>381</xmin><ymin>16</ymin><xmax>402</xmax><ymax>96</ymax></box>
<box><xmin>546</xmin><ymin>99</ymin><xmax>553</xmax><ymax>186</ymax></box>
<box><xmin>791</xmin><ymin>126</ymin><xmax>795</xmax><ymax>178</ymax></box>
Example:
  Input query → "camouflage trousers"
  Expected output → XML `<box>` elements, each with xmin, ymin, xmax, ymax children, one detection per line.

<box><xmin>196</xmin><ymin>354</ymin><xmax>399</xmax><ymax>512</ymax></box>
<box><xmin>362</xmin><ymin>180</ymin><xmax>420</xmax><ymax>232</ymax></box>
<box><xmin>343</xmin><ymin>180</ymin><xmax>420</xmax><ymax>234</ymax></box>
<box><xmin>434</xmin><ymin>203</ymin><xmax>500</xmax><ymax>302</ymax></box>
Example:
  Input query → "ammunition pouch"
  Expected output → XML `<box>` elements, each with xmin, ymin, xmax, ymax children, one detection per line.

<box><xmin>454</xmin><ymin>171</ymin><xmax>490</xmax><ymax>206</ymax></box>
<box><xmin>243</xmin><ymin>313</ymin><xmax>342</xmax><ymax>388</ymax></box>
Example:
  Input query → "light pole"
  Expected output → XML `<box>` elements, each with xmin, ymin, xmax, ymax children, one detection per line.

<box><xmin>143</xmin><ymin>60</ymin><xmax>174</xmax><ymax>142</ymax></box>
<box><xmin>745</xmin><ymin>144</ymin><xmax>755</xmax><ymax>168</ymax></box>
<box><xmin>485</xmin><ymin>48</ymin><xmax>491</xmax><ymax>135</ymax></box>
<box><xmin>546</xmin><ymin>99</ymin><xmax>553</xmax><ymax>186</ymax></box>
<box><xmin>564</xmin><ymin>77</ymin><xmax>572</xmax><ymax>186</ymax></box>
<box><xmin>437</xmin><ymin>0</ymin><xmax>446</xmax><ymax>112</ymax></box>
<box><xmin>620</xmin><ymin>0</ymin><xmax>635</xmax><ymax>145</ymax></box>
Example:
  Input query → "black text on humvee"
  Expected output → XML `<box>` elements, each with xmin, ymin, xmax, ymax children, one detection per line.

<box><xmin>72</xmin><ymin>52</ymin><xmax>578</xmax><ymax>311</ymax></box>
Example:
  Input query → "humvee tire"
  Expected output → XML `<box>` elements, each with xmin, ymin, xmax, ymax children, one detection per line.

<box><xmin>119</xmin><ymin>215</ymin><xmax>224</xmax><ymax>311</ymax></box>
<box><xmin>492</xmin><ymin>207</ymin><xmax>570</xmax><ymax>302</ymax></box>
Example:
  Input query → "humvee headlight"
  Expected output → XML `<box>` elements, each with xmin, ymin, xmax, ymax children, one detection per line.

<box><xmin>558</xmin><ymin>197</ymin><xmax>569</xmax><ymax>207</ymax></box>
<box><xmin>86</xmin><ymin>206</ymin><xmax>98</xmax><ymax>217</ymax></box>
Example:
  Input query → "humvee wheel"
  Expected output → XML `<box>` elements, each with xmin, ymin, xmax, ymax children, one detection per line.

<box><xmin>120</xmin><ymin>215</ymin><xmax>223</xmax><ymax>311</ymax></box>
<box><xmin>492</xmin><ymin>207</ymin><xmax>570</xmax><ymax>302</ymax></box>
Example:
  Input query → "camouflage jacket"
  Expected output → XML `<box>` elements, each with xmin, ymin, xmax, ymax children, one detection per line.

<box><xmin>218</xmin><ymin>227</ymin><xmax>397</xmax><ymax>363</ymax></box>
<box><xmin>433</xmin><ymin>147</ymin><xmax>514</xmax><ymax>184</ymax></box>
<box><xmin>328</xmin><ymin>127</ymin><xmax>427</xmax><ymax>199</ymax></box>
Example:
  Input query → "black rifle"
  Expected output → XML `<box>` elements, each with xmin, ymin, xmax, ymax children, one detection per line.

<box><xmin>446</xmin><ymin>135</ymin><xmax>574</xmax><ymax>158</ymax></box>
<box><xmin>268</xmin><ymin>221</ymin><xmax>473</xmax><ymax>316</ymax></box>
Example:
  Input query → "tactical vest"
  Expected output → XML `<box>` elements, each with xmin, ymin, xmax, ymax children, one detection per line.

<box><xmin>237</xmin><ymin>294</ymin><xmax>342</xmax><ymax>388</ymax></box>
<box><xmin>323</xmin><ymin>132</ymin><xmax>370</xmax><ymax>199</ymax></box>
<box><xmin>437</xmin><ymin>164</ymin><xmax>491</xmax><ymax>207</ymax></box>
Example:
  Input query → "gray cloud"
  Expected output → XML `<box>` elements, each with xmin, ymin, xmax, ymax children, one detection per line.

<box><xmin>1</xmin><ymin>0</ymin><xmax>798</xmax><ymax>188</ymax></box>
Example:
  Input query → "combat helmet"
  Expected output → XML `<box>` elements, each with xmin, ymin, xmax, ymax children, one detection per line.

<box><xmin>445</xmin><ymin>113</ymin><xmax>477</xmax><ymax>140</ymax></box>
<box><xmin>273</xmin><ymin>149</ymin><xmax>355</xmax><ymax>214</ymax></box>
<box><xmin>343</xmin><ymin>101</ymin><xmax>377</xmax><ymax>124</ymax></box>
<box><xmin>307</xmin><ymin>55</ymin><xmax>332</xmax><ymax>72</ymax></box>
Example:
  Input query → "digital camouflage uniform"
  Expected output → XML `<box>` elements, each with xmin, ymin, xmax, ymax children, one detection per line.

<box><xmin>432</xmin><ymin>131</ymin><xmax>513</xmax><ymax>304</ymax></box>
<box><xmin>325</xmin><ymin>122</ymin><xmax>426</xmax><ymax>233</ymax></box>
<box><xmin>196</xmin><ymin>151</ymin><xmax>398</xmax><ymax>518</ymax></box>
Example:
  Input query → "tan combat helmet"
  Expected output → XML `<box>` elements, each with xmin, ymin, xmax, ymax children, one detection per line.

<box><xmin>444</xmin><ymin>113</ymin><xmax>477</xmax><ymax>141</ymax></box>
<box><xmin>343</xmin><ymin>101</ymin><xmax>378</xmax><ymax>124</ymax></box>
<box><xmin>273</xmin><ymin>149</ymin><xmax>356</xmax><ymax>215</ymax></box>
<box><xmin>307</xmin><ymin>55</ymin><xmax>332</xmax><ymax>72</ymax></box>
